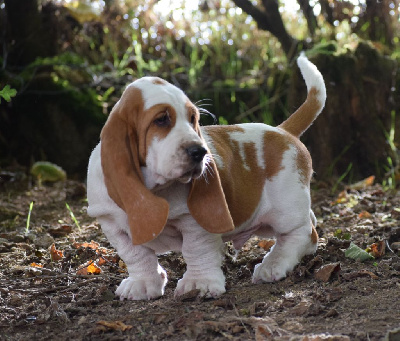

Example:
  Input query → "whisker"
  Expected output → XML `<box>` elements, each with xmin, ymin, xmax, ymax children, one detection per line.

<box><xmin>205</xmin><ymin>159</ymin><xmax>216</xmax><ymax>178</ymax></box>
<box><xmin>198</xmin><ymin>107</ymin><xmax>217</xmax><ymax>123</ymax></box>
<box><xmin>203</xmin><ymin>170</ymin><xmax>210</xmax><ymax>184</ymax></box>
<box><xmin>209</xmin><ymin>153</ymin><xmax>222</xmax><ymax>162</ymax></box>
<box><xmin>199</xmin><ymin>156</ymin><xmax>213</xmax><ymax>184</ymax></box>
<box><xmin>197</xmin><ymin>103</ymin><xmax>213</xmax><ymax>108</ymax></box>
<box><xmin>194</xmin><ymin>98</ymin><xmax>213</xmax><ymax>106</ymax></box>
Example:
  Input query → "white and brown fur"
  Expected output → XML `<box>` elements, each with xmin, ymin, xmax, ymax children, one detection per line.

<box><xmin>87</xmin><ymin>53</ymin><xmax>326</xmax><ymax>300</ymax></box>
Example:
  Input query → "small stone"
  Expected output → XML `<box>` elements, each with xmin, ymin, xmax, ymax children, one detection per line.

<box><xmin>31</xmin><ymin>233</ymin><xmax>55</xmax><ymax>248</ymax></box>
<box><xmin>9</xmin><ymin>294</ymin><xmax>24</xmax><ymax>307</ymax></box>
<box><xmin>281</xmin><ymin>319</ymin><xmax>304</xmax><ymax>332</ymax></box>
<box><xmin>390</xmin><ymin>242</ymin><xmax>400</xmax><ymax>252</ymax></box>
<box><xmin>290</xmin><ymin>299</ymin><xmax>313</xmax><ymax>316</ymax></box>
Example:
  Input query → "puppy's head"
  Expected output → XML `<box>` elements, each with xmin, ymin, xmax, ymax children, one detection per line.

<box><xmin>100</xmin><ymin>78</ymin><xmax>234</xmax><ymax>245</ymax></box>
<box><xmin>133</xmin><ymin>77</ymin><xmax>208</xmax><ymax>188</ymax></box>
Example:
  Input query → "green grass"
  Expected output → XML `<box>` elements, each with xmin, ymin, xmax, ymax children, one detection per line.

<box><xmin>25</xmin><ymin>201</ymin><xmax>34</xmax><ymax>233</ymax></box>
<box><xmin>66</xmin><ymin>203</ymin><xmax>81</xmax><ymax>231</ymax></box>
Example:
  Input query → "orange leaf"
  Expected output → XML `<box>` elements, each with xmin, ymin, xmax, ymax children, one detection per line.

<box><xmin>97</xmin><ymin>257</ymin><xmax>107</xmax><ymax>266</ymax></box>
<box><xmin>358</xmin><ymin>211</ymin><xmax>372</xmax><ymax>219</ymax></box>
<box><xmin>50</xmin><ymin>243</ymin><xmax>64</xmax><ymax>261</ymax></box>
<box><xmin>30</xmin><ymin>262</ymin><xmax>43</xmax><ymax>268</ymax></box>
<box><xmin>76</xmin><ymin>261</ymin><xmax>102</xmax><ymax>275</ymax></box>
<box><xmin>258</xmin><ymin>239</ymin><xmax>275</xmax><ymax>251</ymax></box>
<box><xmin>332</xmin><ymin>190</ymin><xmax>348</xmax><ymax>205</ymax></box>
<box><xmin>349</xmin><ymin>175</ymin><xmax>375</xmax><ymax>190</ymax></box>
<box><xmin>96</xmin><ymin>320</ymin><xmax>132</xmax><ymax>332</ymax></box>
<box><xmin>87</xmin><ymin>262</ymin><xmax>101</xmax><ymax>274</ymax></box>
<box><xmin>369</xmin><ymin>240</ymin><xmax>385</xmax><ymax>258</ymax></box>
<box><xmin>73</xmin><ymin>240</ymin><xmax>99</xmax><ymax>250</ymax></box>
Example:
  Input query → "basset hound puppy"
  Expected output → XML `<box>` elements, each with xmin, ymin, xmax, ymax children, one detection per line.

<box><xmin>87</xmin><ymin>53</ymin><xmax>326</xmax><ymax>300</ymax></box>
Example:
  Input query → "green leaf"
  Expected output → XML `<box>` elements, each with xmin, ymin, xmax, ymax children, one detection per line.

<box><xmin>31</xmin><ymin>161</ymin><xmax>67</xmax><ymax>182</ymax></box>
<box><xmin>334</xmin><ymin>229</ymin><xmax>351</xmax><ymax>240</ymax></box>
<box><xmin>345</xmin><ymin>242</ymin><xmax>374</xmax><ymax>262</ymax></box>
<box><xmin>0</xmin><ymin>85</ymin><xmax>17</xmax><ymax>103</ymax></box>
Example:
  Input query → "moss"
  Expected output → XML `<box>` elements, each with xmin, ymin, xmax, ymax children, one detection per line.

<box><xmin>306</xmin><ymin>41</ymin><xmax>338</xmax><ymax>58</ymax></box>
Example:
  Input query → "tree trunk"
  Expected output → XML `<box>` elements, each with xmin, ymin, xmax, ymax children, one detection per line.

<box><xmin>357</xmin><ymin>0</ymin><xmax>394</xmax><ymax>47</ymax></box>
<box><xmin>297</xmin><ymin>0</ymin><xmax>318</xmax><ymax>37</ymax></box>
<box><xmin>232</xmin><ymin>0</ymin><xmax>301</xmax><ymax>60</ymax></box>
<box><xmin>4</xmin><ymin>0</ymin><xmax>57</xmax><ymax>66</ymax></box>
<box><xmin>289</xmin><ymin>42</ymin><xmax>397</xmax><ymax>181</ymax></box>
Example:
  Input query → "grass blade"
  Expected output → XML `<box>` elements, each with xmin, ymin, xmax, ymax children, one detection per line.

<box><xmin>65</xmin><ymin>203</ymin><xmax>81</xmax><ymax>231</ymax></box>
<box><xmin>26</xmin><ymin>201</ymin><xmax>34</xmax><ymax>233</ymax></box>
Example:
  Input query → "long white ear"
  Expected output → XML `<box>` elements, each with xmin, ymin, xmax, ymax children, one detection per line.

<box><xmin>100</xmin><ymin>97</ymin><xmax>169</xmax><ymax>245</ymax></box>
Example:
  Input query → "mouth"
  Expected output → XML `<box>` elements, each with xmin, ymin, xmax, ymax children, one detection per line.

<box><xmin>178</xmin><ymin>165</ymin><xmax>203</xmax><ymax>184</ymax></box>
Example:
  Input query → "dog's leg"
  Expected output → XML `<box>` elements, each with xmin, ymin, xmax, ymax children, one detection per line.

<box><xmin>98</xmin><ymin>215</ymin><xmax>167</xmax><ymax>300</ymax></box>
<box><xmin>252</xmin><ymin>219</ymin><xmax>317</xmax><ymax>283</ymax></box>
<box><xmin>252</xmin><ymin>171</ymin><xmax>318</xmax><ymax>283</ymax></box>
<box><xmin>175</xmin><ymin>215</ymin><xmax>226</xmax><ymax>298</ymax></box>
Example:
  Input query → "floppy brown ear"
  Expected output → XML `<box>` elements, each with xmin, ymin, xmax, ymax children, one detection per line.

<box><xmin>188</xmin><ymin>156</ymin><xmax>235</xmax><ymax>234</ymax></box>
<box><xmin>100</xmin><ymin>100</ymin><xmax>169</xmax><ymax>245</ymax></box>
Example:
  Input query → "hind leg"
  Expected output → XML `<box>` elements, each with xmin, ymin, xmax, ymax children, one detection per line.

<box><xmin>252</xmin><ymin>219</ymin><xmax>317</xmax><ymax>283</ymax></box>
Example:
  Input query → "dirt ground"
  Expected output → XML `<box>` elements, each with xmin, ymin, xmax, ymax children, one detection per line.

<box><xmin>0</xmin><ymin>171</ymin><xmax>399</xmax><ymax>341</ymax></box>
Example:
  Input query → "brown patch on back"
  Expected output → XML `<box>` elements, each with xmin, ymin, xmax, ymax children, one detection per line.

<box><xmin>311</xmin><ymin>224</ymin><xmax>318</xmax><ymax>244</ymax></box>
<box><xmin>290</xmin><ymin>136</ymin><xmax>313</xmax><ymax>185</ymax></box>
<box><xmin>204</xmin><ymin>126</ymin><xmax>291</xmax><ymax>227</ymax></box>
<box><xmin>263</xmin><ymin>131</ymin><xmax>290</xmax><ymax>180</ymax></box>
<box><xmin>152</xmin><ymin>78</ymin><xmax>167</xmax><ymax>85</ymax></box>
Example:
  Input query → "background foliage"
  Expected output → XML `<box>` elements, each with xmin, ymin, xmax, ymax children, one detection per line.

<box><xmin>0</xmin><ymin>0</ymin><xmax>399</xmax><ymax>183</ymax></box>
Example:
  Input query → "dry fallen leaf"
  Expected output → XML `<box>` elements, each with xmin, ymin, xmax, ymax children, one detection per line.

<box><xmin>342</xmin><ymin>269</ymin><xmax>379</xmax><ymax>280</ymax></box>
<box><xmin>332</xmin><ymin>190</ymin><xmax>348</xmax><ymax>205</ymax></box>
<box><xmin>258</xmin><ymin>239</ymin><xmax>275</xmax><ymax>251</ymax></box>
<box><xmin>290</xmin><ymin>299</ymin><xmax>313</xmax><ymax>316</ymax></box>
<box><xmin>76</xmin><ymin>261</ymin><xmax>102</xmax><ymax>275</ymax></box>
<box><xmin>50</xmin><ymin>243</ymin><xmax>64</xmax><ymax>261</ymax></box>
<box><xmin>30</xmin><ymin>262</ymin><xmax>43</xmax><ymax>268</ymax></box>
<box><xmin>73</xmin><ymin>240</ymin><xmax>99</xmax><ymax>250</ymax></box>
<box><xmin>369</xmin><ymin>240</ymin><xmax>385</xmax><ymax>258</ymax></box>
<box><xmin>97</xmin><ymin>257</ymin><xmax>107</xmax><ymax>266</ymax></box>
<box><xmin>358</xmin><ymin>211</ymin><xmax>372</xmax><ymax>219</ymax></box>
<box><xmin>314</xmin><ymin>263</ymin><xmax>341</xmax><ymax>282</ymax></box>
<box><xmin>349</xmin><ymin>175</ymin><xmax>375</xmax><ymax>190</ymax></box>
<box><xmin>47</xmin><ymin>224</ymin><xmax>72</xmax><ymax>237</ymax></box>
<box><xmin>96</xmin><ymin>320</ymin><xmax>132</xmax><ymax>332</ymax></box>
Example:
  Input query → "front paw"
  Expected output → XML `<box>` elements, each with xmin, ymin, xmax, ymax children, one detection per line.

<box><xmin>174</xmin><ymin>270</ymin><xmax>225</xmax><ymax>298</ymax></box>
<box><xmin>116</xmin><ymin>267</ymin><xmax>167</xmax><ymax>300</ymax></box>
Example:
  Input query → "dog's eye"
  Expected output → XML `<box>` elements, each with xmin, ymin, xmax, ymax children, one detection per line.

<box><xmin>154</xmin><ymin>112</ymin><xmax>170</xmax><ymax>127</ymax></box>
<box><xmin>190</xmin><ymin>115</ymin><xmax>196</xmax><ymax>125</ymax></box>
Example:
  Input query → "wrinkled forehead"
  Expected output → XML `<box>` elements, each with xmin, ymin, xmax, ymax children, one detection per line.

<box><xmin>130</xmin><ymin>77</ymin><xmax>189</xmax><ymax>111</ymax></box>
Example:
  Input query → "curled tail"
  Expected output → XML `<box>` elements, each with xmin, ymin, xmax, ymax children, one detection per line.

<box><xmin>279</xmin><ymin>52</ymin><xmax>326</xmax><ymax>137</ymax></box>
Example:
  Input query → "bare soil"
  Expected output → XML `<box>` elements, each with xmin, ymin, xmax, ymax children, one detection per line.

<box><xmin>0</xmin><ymin>172</ymin><xmax>399</xmax><ymax>340</ymax></box>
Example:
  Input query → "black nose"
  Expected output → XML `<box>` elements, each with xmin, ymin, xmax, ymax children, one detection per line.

<box><xmin>186</xmin><ymin>145</ymin><xmax>207</xmax><ymax>163</ymax></box>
